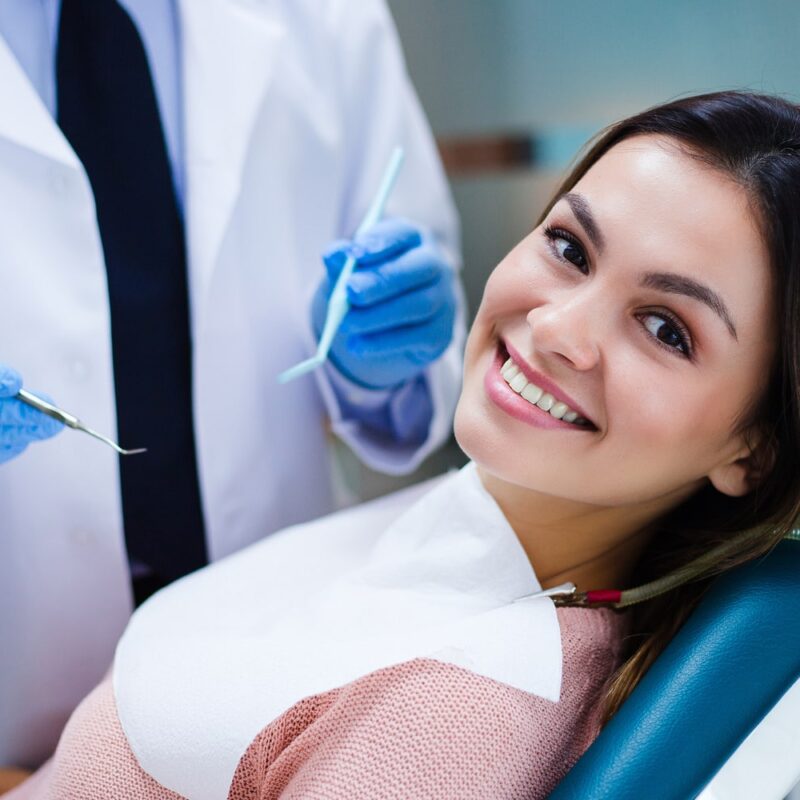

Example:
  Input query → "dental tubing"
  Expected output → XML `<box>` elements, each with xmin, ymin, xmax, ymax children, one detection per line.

<box><xmin>552</xmin><ymin>525</ymin><xmax>793</xmax><ymax>609</ymax></box>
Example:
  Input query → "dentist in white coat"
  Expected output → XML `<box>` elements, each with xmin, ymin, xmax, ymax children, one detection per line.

<box><xmin>0</xmin><ymin>0</ymin><xmax>462</xmax><ymax>768</ymax></box>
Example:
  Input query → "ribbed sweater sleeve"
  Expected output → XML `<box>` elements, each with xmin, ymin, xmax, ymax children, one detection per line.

<box><xmin>229</xmin><ymin>606</ymin><xmax>629</xmax><ymax>800</ymax></box>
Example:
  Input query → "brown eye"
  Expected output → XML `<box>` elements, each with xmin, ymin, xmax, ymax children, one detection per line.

<box><xmin>543</xmin><ymin>226</ymin><xmax>588</xmax><ymax>274</ymax></box>
<box><xmin>639</xmin><ymin>313</ymin><xmax>691</xmax><ymax>357</ymax></box>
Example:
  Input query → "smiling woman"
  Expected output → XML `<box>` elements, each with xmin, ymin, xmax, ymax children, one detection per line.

<box><xmin>458</xmin><ymin>90</ymin><xmax>800</xmax><ymax>721</ymax></box>
<box><xmin>7</xmin><ymin>91</ymin><xmax>800</xmax><ymax>800</ymax></box>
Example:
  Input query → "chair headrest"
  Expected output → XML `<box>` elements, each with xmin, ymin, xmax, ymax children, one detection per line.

<box><xmin>549</xmin><ymin>539</ymin><xmax>800</xmax><ymax>800</ymax></box>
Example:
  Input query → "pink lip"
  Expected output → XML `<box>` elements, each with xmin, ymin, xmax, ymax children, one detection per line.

<box><xmin>483</xmin><ymin>341</ymin><xmax>596</xmax><ymax>432</ymax></box>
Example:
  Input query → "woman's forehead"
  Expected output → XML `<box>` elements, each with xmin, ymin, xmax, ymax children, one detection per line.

<box><xmin>572</xmin><ymin>137</ymin><xmax>756</xmax><ymax>244</ymax></box>
<box><xmin>560</xmin><ymin>136</ymin><xmax>773</xmax><ymax>326</ymax></box>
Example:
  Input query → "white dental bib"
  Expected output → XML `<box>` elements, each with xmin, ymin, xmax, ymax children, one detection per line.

<box><xmin>114</xmin><ymin>463</ymin><xmax>563</xmax><ymax>800</ymax></box>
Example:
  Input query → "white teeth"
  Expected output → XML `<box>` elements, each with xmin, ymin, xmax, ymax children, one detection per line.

<box><xmin>521</xmin><ymin>383</ymin><xmax>543</xmax><ymax>404</ymax></box>
<box><xmin>503</xmin><ymin>362</ymin><xmax>520</xmax><ymax>381</ymax></box>
<box><xmin>499</xmin><ymin>352</ymin><xmax>589</xmax><ymax>426</ymax></box>
<box><xmin>509</xmin><ymin>373</ymin><xmax>528</xmax><ymax>393</ymax></box>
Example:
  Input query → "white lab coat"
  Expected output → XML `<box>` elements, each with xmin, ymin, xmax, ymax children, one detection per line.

<box><xmin>0</xmin><ymin>0</ymin><xmax>462</xmax><ymax>766</ymax></box>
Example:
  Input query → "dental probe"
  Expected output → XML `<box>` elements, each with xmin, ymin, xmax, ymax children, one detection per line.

<box><xmin>278</xmin><ymin>146</ymin><xmax>405</xmax><ymax>384</ymax></box>
<box><xmin>16</xmin><ymin>389</ymin><xmax>147</xmax><ymax>456</ymax></box>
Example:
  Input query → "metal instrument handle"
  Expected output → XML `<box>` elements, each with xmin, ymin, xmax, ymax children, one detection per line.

<box><xmin>15</xmin><ymin>389</ymin><xmax>146</xmax><ymax>456</ymax></box>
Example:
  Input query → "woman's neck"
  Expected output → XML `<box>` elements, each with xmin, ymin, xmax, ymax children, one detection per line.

<box><xmin>476</xmin><ymin>465</ymin><xmax>696</xmax><ymax>591</ymax></box>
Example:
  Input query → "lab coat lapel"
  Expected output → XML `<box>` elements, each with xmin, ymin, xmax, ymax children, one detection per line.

<box><xmin>177</xmin><ymin>0</ymin><xmax>284</xmax><ymax>330</ymax></box>
<box><xmin>0</xmin><ymin>35</ymin><xmax>80</xmax><ymax>169</ymax></box>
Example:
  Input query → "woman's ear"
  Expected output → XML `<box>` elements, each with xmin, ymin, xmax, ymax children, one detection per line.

<box><xmin>708</xmin><ymin>427</ymin><xmax>776</xmax><ymax>497</ymax></box>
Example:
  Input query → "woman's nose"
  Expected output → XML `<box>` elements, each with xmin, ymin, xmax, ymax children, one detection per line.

<box><xmin>526</xmin><ymin>295</ymin><xmax>601</xmax><ymax>371</ymax></box>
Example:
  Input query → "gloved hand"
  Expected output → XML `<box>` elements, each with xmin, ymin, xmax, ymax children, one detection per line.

<box><xmin>312</xmin><ymin>218</ymin><xmax>457</xmax><ymax>390</ymax></box>
<box><xmin>0</xmin><ymin>364</ymin><xmax>64</xmax><ymax>464</ymax></box>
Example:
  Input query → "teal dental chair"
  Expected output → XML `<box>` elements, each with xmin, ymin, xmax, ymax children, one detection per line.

<box><xmin>549</xmin><ymin>537</ymin><xmax>800</xmax><ymax>800</ymax></box>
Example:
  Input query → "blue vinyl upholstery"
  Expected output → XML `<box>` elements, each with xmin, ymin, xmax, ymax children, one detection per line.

<box><xmin>549</xmin><ymin>539</ymin><xmax>800</xmax><ymax>800</ymax></box>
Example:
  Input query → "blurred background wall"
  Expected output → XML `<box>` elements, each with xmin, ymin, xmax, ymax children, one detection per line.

<box><xmin>336</xmin><ymin>0</ymin><xmax>800</xmax><ymax>501</ymax></box>
<box><xmin>388</xmin><ymin>0</ymin><xmax>800</xmax><ymax>322</ymax></box>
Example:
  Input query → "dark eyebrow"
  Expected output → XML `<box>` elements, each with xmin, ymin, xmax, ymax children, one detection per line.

<box><xmin>556</xmin><ymin>192</ymin><xmax>739</xmax><ymax>342</ymax></box>
<box><xmin>561</xmin><ymin>192</ymin><xmax>605</xmax><ymax>253</ymax></box>
<box><xmin>557</xmin><ymin>192</ymin><xmax>738</xmax><ymax>340</ymax></box>
<box><xmin>641</xmin><ymin>272</ymin><xmax>738</xmax><ymax>340</ymax></box>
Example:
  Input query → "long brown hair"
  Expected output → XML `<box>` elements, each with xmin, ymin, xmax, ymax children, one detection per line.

<box><xmin>538</xmin><ymin>91</ymin><xmax>800</xmax><ymax>721</ymax></box>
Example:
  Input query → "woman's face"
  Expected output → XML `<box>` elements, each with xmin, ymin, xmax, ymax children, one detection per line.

<box><xmin>455</xmin><ymin>135</ymin><xmax>776</xmax><ymax>510</ymax></box>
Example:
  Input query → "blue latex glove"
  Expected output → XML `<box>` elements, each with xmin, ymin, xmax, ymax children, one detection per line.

<box><xmin>312</xmin><ymin>218</ymin><xmax>457</xmax><ymax>390</ymax></box>
<box><xmin>0</xmin><ymin>364</ymin><xmax>64</xmax><ymax>464</ymax></box>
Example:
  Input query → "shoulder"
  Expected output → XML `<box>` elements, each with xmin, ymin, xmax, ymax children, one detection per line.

<box><xmin>34</xmin><ymin>678</ymin><xmax>182</xmax><ymax>798</ymax></box>
<box><xmin>557</xmin><ymin>605</ymin><xmax>630</xmax><ymax>671</ymax></box>
<box><xmin>229</xmin><ymin>609</ymin><xmax>629</xmax><ymax>800</ymax></box>
<box><xmin>230</xmin><ymin>659</ymin><xmax>558</xmax><ymax>798</ymax></box>
<box><xmin>554</xmin><ymin>606</ymin><xmax>630</xmax><ymax>742</ymax></box>
<box><xmin>556</xmin><ymin>606</ymin><xmax>630</xmax><ymax>700</ymax></box>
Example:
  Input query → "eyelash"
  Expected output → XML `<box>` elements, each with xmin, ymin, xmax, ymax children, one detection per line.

<box><xmin>543</xmin><ymin>225</ymin><xmax>588</xmax><ymax>274</ymax></box>
<box><xmin>541</xmin><ymin>225</ymin><xmax>694</xmax><ymax>359</ymax></box>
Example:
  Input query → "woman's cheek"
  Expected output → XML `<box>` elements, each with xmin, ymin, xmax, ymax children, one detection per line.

<box><xmin>622</xmin><ymin>387</ymin><xmax>719</xmax><ymax>469</ymax></box>
<box><xmin>482</xmin><ymin>268</ymin><xmax>545</xmax><ymax>322</ymax></box>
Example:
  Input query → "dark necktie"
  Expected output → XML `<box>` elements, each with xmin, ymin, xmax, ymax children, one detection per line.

<box><xmin>56</xmin><ymin>0</ymin><xmax>208</xmax><ymax>585</ymax></box>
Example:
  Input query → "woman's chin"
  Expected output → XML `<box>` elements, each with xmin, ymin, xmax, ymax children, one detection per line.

<box><xmin>453</xmin><ymin>393</ymin><xmax>519</xmax><ymax>486</ymax></box>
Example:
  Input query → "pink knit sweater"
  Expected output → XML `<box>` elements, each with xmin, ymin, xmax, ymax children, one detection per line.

<box><xmin>8</xmin><ymin>606</ymin><xmax>627</xmax><ymax>800</ymax></box>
